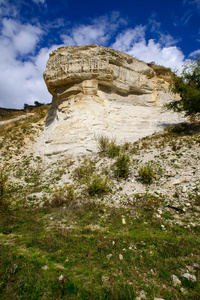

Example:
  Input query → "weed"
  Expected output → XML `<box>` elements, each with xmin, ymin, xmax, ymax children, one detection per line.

<box><xmin>114</xmin><ymin>153</ymin><xmax>130</xmax><ymax>179</ymax></box>
<box><xmin>107</xmin><ymin>141</ymin><xmax>121</xmax><ymax>158</ymax></box>
<box><xmin>96</xmin><ymin>135</ymin><xmax>121</xmax><ymax>158</ymax></box>
<box><xmin>87</xmin><ymin>175</ymin><xmax>111</xmax><ymax>196</ymax></box>
<box><xmin>49</xmin><ymin>185</ymin><xmax>76</xmax><ymax>207</ymax></box>
<box><xmin>130</xmin><ymin>145</ymin><xmax>140</xmax><ymax>155</ymax></box>
<box><xmin>0</xmin><ymin>166</ymin><xmax>8</xmax><ymax>205</ymax></box>
<box><xmin>96</xmin><ymin>135</ymin><xmax>110</xmax><ymax>153</ymax></box>
<box><xmin>195</xmin><ymin>194</ymin><xmax>200</xmax><ymax>206</ymax></box>
<box><xmin>73</xmin><ymin>158</ymin><xmax>95</xmax><ymax>182</ymax></box>
<box><xmin>138</xmin><ymin>163</ymin><xmax>156</xmax><ymax>184</ymax></box>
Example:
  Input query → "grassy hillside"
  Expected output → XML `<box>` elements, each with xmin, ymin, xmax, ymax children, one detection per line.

<box><xmin>0</xmin><ymin>108</ymin><xmax>199</xmax><ymax>299</ymax></box>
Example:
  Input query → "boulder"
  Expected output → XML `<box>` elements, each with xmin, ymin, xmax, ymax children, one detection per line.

<box><xmin>37</xmin><ymin>44</ymin><xmax>185</xmax><ymax>161</ymax></box>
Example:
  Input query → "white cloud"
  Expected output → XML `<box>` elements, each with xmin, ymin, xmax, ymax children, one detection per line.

<box><xmin>0</xmin><ymin>45</ymin><xmax>57</xmax><ymax>109</ymax></box>
<box><xmin>0</xmin><ymin>0</ymin><xmax>19</xmax><ymax>17</ymax></box>
<box><xmin>62</xmin><ymin>23</ymin><xmax>110</xmax><ymax>46</ymax></box>
<box><xmin>130</xmin><ymin>40</ymin><xmax>185</xmax><ymax>70</ymax></box>
<box><xmin>32</xmin><ymin>0</ymin><xmax>46</xmax><ymax>4</ymax></box>
<box><xmin>183</xmin><ymin>0</ymin><xmax>200</xmax><ymax>12</ymax></box>
<box><xmin>189</xmin><ymin>49</ymin><xmax>200</xmax><ymax>57</ymax></box>
<box><xmin>185</xmin><ymin>0</ymin><xmax>200</xmax><ymax>9</ymax></box>
<box><xmin>61</xmin><ymin>12</ymin><xmax>127</xmax><ymax>46</ymax></box>
<box><xmin>112</xmin><ymin>26</ymin><xmax>146</xmax><ymax>52</ymax></box>
<box><xmin>0</xmin><ymin>18</ymin><xmax>53</xmax><ymax>108</ymax></box>
<box><xmin>112</xmin><ymin>27</ymin><xmax>185</xmax><ymax>71</ymax></box>
<box><xmin>158</xmin><ymin>33</ymin><xmax>180</xmax><ymax>47</ymax></box>
<box><xmin>2</xmin><ymin>18</ymin><xmax>43</xmax><ymax>55</ymax></box>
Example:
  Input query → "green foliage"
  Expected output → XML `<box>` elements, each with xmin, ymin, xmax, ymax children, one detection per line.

<box><xmin>73</xmin><ymin>158</ymin><xmax>95</xmax><ymax>182</ymax></box>
<box><xmin>167</xmin><ymin>57</ymin><xmax>200</xmax><ymax>117</ymax></box>
<box><xmin>138</xmin><ymin>163</ymin><xmax>156</xmax><ymax>184</ymax></box>
<box><xmin>0</xmin><ymin>194</ymin><xmax>200</xmax><ymax>299</ymax></box>
<box><xmin>107</xmin><ymin>141</ymin><xmax>121</xmax><ymax>158</ymax></box>
<box><xmin>0</xmin><ymin>166</ymin><xmax>8</xmax><ymax>204</ymax></box>
<box><xmin>97</xmin><ymin>135</ymin><xmax>120</xmax><ymax>158</ymax></box>
<box><xmin>50</xmin><ymin>185</ymin><xmax>76</xmax><ymax>207</ymax></box>
<box><xmin>97</xmin><ymin>135</ymin><xmax>110</xmax><ymax>153</ymax></box>
<box><xmin>87</xmin><ymin>175</ymin><xmax>110</xmax><ymax>196</ymax></box>
<box><xmin>114</xmin><ymin>153</ymin><xmax>130</xmax><ymax>179</ymax></box>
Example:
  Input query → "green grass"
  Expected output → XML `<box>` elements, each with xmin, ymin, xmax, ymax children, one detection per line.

<box><xmin>114</xmin><ymin>153</ymin><xmax>130</xmax><ymax>179</ymax></box>
<box><xmin>0</xmin><ymin>119</ymin><xmax>200</xmax><ymax>299</ymax></box>
<box><xmin>138</xmin><ymin>163</ymin><xmax>156</xmax><ymax>184</ymax></box>
<box><xmin>0</xmin><ymin>202</ymin><xmax>199</xmax><ymax>299</ymax></box>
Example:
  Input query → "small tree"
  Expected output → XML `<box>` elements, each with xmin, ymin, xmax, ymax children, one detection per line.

<box><xmin>34</xmin><ymin>101</ymin><xmax>43</xmax><ymax>107</ymax></box>
<box><xmin>167</xmin><ymin>56</ymin><xmax>200</xmax><ymax>118</ymax></box>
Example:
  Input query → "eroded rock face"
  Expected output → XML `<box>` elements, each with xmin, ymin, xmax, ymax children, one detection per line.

<box><xmin>44</xmin><ymin>44</ymin><xmax>155</xmax><ymax>101</ymax></box>
<box><xmin>38</xmin><ymin>44</ymin><xmax>185</xmax><ymax>161</ymax></box>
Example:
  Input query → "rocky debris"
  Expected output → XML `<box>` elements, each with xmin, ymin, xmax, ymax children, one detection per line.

<box><xmin>106</xmin><ymin>253</ymin><xmax>112</xmax><ymax>260</ymax></box>
<box><xmin>180</xmin><ymin>287</ymin><xmax>187</xmax><ymax>294</ymax></box>
<box><xmin>58</xmin><ymin>275</ymin><xmax>64</xmax><ymax>282</ymax></box>
<box><xmin>122</xmin><ymin>216</ymin><xmax>126</xmax><ymax>224</ymax></box>
<box><xmin>41</xmin><ymin>265</ymin><xmax>49</xmax><ymax>270</ymax></box>
<box><xmin>54</xmin><ymin>263</ymin><xmax>65</xmax><ymax>269</ymax></box>
<box><xmin>102</xmin><ymin>275</ymin><xmax>110</xmax><ymax>284</ymax></box>
<box><xmin>119</xmin><ymin>254</ymin><xmax>123</xmax><ymax>260</ymax></box>
<box><xmin>193</xmin><ymin>263</ymin><xmax>199</xmax><ymax>269</ymax></box>
<box><xmin>37</xmin><ymin>44</ymin><xmax>185</xmax><ymax>161</ymax></box>
<box><xmin>181</xmin><ymin>273</ymin><xmax>197</xmax><ymax>282</ymax></box>
<box><xmin>139</xmin><ymin>290</ymin><xmax>147</xmax><ymax>299</ymax></box>
<box><xmin>171</xmin><ymin>274</ymin><xmax>182</xmax><ymax>286</ymax></box>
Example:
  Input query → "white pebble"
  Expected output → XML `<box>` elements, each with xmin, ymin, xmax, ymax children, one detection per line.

<box><xmin>119</xmin><ymin>254</ymin><xmax>123</xmax><ymax>260</ymax></box>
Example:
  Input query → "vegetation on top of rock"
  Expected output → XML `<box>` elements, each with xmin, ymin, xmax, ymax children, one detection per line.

<box><xmin>167</xmin><ymin>57</ymin><xmax>200</xmax><ymax>118</ymax></box>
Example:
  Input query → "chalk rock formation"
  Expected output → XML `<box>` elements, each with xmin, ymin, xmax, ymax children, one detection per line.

<box><xmin>38</xmin><ymin>44</ymin><xmax>185</xmax><ymax>160</ymax></box>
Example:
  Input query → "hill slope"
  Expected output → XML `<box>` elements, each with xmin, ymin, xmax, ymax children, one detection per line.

<box><xmin>0</xmin><ymin>105</ymin><xmax>199</xmax><ymax>299</ymax></box>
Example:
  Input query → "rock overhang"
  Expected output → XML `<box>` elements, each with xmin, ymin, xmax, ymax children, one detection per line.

<box><xmin>38</xmin><ymin>44</ymin><xmax>185</xmax><ymax>161</ymax></box>
<box><xmin>43</xmin><ymin>44</ymin><xmax>156</xmax><ymax>101</ymax></box>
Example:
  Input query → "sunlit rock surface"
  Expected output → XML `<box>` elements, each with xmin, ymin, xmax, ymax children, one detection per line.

<box><xmin>37</xmin><ymin>44</ymin><xmax>185</xmax><ymax>161</ymax></box>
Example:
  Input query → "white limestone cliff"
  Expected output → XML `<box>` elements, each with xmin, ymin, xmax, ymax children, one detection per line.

<box><xmin>36</xmin><ymin>44</ymin><xmax>185</xmax><ymax>161</ymax></box>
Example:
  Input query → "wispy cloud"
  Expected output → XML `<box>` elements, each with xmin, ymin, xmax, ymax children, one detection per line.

<box><xmin>195</xmin><ymin>0</ymin><xmax>200</xmax><ymax>9</ymax></box>
<box><xmin>189</xmin><ymin>49</ymin><xmax>200</xmax><ymax>57</ymax></box>
<box><xmin>61</xmin><ymin>12</ymin><xmax>127</xmax><ymax>46</ymax></box>
<box><xmin>112</xmin><ymin>26</ymin><xmax>146</xmax><ymax>52</ymax></box>
<box><xmin>32</xmin><ymin>0</ymin><xmax>46</xmax><ymax>5</ymax></box>
<box><xmin>0</xmin><ymin>0</ymin><xmax>19</xmax><ymax>17</ymax></box>
<box><xmin>184</xmin><ymin>0</ymin><xmax>200</xmax><ymax>10</ymax></box>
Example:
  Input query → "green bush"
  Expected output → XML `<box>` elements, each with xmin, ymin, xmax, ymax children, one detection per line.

<box><xmin>96</xmin><ymin>135</ymin><xmax>110</xmax><ymax>153</ymax></box>
<box><xmin>73</xmin><ymin>159</ymin><xmax>95</xmax><ymax>182</ymax></box>
<box><xmin>138</xmin><ymin>163</ymin><xmax>155</xmax><ymax>184</ymax></box>
<box><xmin>96</xmin><ymin>135</ymin><xmax>120</xmax><ymax>157</ymax></box>
<box><xmin>166</xmin><ymin>57</ymin><xmax>200</xmax><ymax>117</ymax></box>
<box><xmin>87</xmin><ymin>175</ymin><xmax>110</xmax><ymax>196</ymax></box>
<box><xmin>114</xmin><ymin>153</ymin><xmax>130</xmax><ymax>179</ymax></box>
<box><xmin>50</xmin><ymin>185</ymin><xmax>76</xmax><ymax>207</ymax></box>
<box><xmin>108</xmin><ymin>141</ymin><xmax>121</xmax><ymax>158</ymax></box>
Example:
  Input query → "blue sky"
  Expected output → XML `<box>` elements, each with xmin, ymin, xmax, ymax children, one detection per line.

<box><xmin>0</xmin><ymin>0</ymin><xmax>200</xmax><ymax>109</ymax></box>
